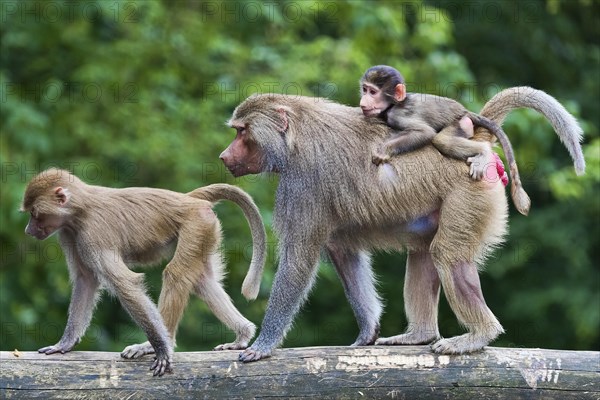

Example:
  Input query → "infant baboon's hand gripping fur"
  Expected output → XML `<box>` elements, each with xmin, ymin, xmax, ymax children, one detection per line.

<box><xmin>22</xmin><ymin>169</ymin><xmax>267</xmax><ymax>375</ymax></box>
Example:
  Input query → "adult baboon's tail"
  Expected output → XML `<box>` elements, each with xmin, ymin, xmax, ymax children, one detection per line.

<box><xmin>189</xmin><ymin>184</ymin><xmax>267</xmax><ymax>300</ymax></box>
<box><xmin>481</xmin><ymin>86</ymin><xmax>585</xmax><ymax>175</ymax></box>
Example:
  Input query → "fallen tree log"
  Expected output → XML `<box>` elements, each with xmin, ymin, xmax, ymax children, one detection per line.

<box><xmin>1</xmin><ymin>346</ymin><xmax>598</xmax><ymax>399</ymax></box>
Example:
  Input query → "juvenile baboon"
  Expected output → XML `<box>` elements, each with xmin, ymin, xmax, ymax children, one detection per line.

<box><xmin>22</xmin><ymin>169</ymin><xmax>267</xmax><ymax>375</ymax></box>
<box><xmin>219</xmin><ymin>87</ymin><xmax>584</xmax><ymax>362</ymax></box>
<box><xmin>360</xmin><ymin>65</ymin><xmax>531</xmax><ymax>214</ymax></box>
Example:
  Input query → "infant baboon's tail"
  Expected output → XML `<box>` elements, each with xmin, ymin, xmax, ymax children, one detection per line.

<box><xmin>471</xmin><ymin>114</ymin><xmax>531</xmax><ymax>216</ymax></box>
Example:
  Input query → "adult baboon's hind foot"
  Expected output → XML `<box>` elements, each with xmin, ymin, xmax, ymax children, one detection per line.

<box><xmin>376</xmin><ymin>331</ymin><xmax>440</xmax><ymax>346</ymax></box>
<box><xmin>430</xmin><ymin>333</ymin><xmax>492</xmax><ymax>354</ymax></box>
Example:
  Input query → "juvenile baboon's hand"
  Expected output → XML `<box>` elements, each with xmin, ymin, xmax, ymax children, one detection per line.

<box><xmin>150</xmin><ymin>353</ymin><xmax>172</xmax><ymax>377</ymax></box>
<box><xmin>38</xmin><ymin>341</ymin><xmax>75</xmax><ymax>355</ymax></box>
<box><xmin>238</xmin><ymin>346</ymin><xmax>271</xmax><ymax>363</ymax></box>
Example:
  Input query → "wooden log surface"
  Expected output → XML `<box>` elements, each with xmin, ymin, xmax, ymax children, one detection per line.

<box><xmin>1</xmin><ymin>346</ymin><xmax>598</xmax><ymax>399</ymax></box>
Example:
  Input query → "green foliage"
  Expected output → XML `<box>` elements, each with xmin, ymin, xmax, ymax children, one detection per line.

<box><xmin>1</xmin><ymin>0</ymin><xmax>597</xmax><ymax>354</ymax></box>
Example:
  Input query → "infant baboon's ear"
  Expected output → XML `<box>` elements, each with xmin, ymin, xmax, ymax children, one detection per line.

<box><xmin>394</xmin><ymin>83</ymin><xmax>406</xmax><ymax>102</ymax></box>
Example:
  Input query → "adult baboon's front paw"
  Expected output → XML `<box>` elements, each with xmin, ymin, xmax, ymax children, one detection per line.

<box><xmin>238</xmin><ymin>346</ymin><xmax>271</xmax><ymax>363</ymax></box>
<box><xmin>150</xmin><ymin>353</ymin><xmax>172</xmax><ymax>377</ymax></box>
<box><xmin>38</xmin><ymin>342</ymin><xmax>75</xmax><ymax>355</ymax></box>
<box><xmin>351</xmin><ymin>325</ymin><xmax>379</xmax><ymax>346</ymax></box>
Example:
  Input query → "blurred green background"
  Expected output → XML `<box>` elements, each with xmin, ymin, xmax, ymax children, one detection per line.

<box><xmin>1</xmin><ymin>0</ymin><xmax>598</xmax><ymax>354</ymax></box>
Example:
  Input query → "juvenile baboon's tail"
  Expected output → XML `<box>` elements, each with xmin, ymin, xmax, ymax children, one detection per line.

<box><xmin>481</xmin><ymin>86</ymin><xmax>585</xmax><ymax>175</ymax></box>
<box><xmin>188</xmin><ymin>184</ymin><xmax>267</xmax><ymax>300</ymax></box>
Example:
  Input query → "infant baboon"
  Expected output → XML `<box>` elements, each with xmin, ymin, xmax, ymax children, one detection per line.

<box><xmin>360</xmin><ymin>65</ymin><xmax>529</xmax><ymax>213</ymax></box>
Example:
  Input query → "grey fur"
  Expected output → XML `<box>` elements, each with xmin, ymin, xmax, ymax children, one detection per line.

<box><xmin>221</xmin><ymin>87</ymin><xmax>584</xmax><ymax>362</ymax></box>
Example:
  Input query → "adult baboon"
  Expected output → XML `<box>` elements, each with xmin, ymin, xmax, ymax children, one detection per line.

<box><xmin>219</xmin><ymin>87</ymin><xmax>584</xmax><ymax>362</ymax></box>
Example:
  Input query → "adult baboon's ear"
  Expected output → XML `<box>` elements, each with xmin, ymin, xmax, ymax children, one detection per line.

<box><xmin>275</xmin><ymin>106</ymin><xmax>298</xmax><ymax>152</ymax></box>
<box><xmin>275</xmin><ymin>106</ymin><xmax>290</xmax><ymax>134</ymax></box>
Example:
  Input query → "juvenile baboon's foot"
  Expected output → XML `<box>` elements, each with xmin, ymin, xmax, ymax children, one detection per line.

<box><xmin>375</xmin><ymin>331</ymin><xmax>440</xmax><ymax>346</ymax></box>
<box><xmin>238</xmin><ymin>346</ymin><xmax>272</xmax><ymax>363</ymax></box>
<box><xmin>467</xmin><ymin>153</ymin><xmax>489</xmax><ymax>180</ymax></box>
<box><xmin>350</xmin><ymin>325</ymin><xmax>380</xmax><ymax>346</ymax></box>
<box><xmin>121</xmin><ymin>341</ymin><xmax>155</xmax><ymax>359</ymax></box>
<box><xmin>215</xmin><ymin>324</ymin><xmax>255</xmax><ymax>350</ymax></box>
<box><xmin>430</xmin><ymin>333</ymin><xmax>492</xmax><ymax>354</ymax></box>
<box><xmin>214</xmin><ymin>340</ymin><xmax>249</xmax><ymax>351</ymax></box>
<box><xmin>372</xmin><ymin>151</ymin><xmax>390</xmax><ymax>166</ymax></box>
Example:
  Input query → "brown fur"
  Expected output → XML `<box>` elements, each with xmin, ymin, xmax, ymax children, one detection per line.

<box><xmin>21</xmin><ymin>168</ymin><xmax>267</xmax><ymax>375</ymax></box>
<box><xmin>220</xmin><ymin>88</ymin><xmax>584</xmax><ymax>362</ymax></box>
